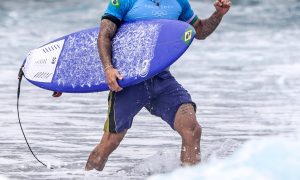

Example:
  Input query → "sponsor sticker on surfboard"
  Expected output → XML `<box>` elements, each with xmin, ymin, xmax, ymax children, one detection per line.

<box><xmin>24</xmin><ymin>39</ymin><xmax>65</xmax><ymax>83</ymax></box>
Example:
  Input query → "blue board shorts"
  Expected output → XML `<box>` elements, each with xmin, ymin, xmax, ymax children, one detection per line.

<box><xmin>104</xmin><ymin>71</ymin><xmax>196</xmax><ymax>133</ymax></box>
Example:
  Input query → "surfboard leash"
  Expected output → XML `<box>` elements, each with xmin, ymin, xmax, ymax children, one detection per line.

<box><xmin>17</xmin><ymin>66</ymin><xmax>52</xmax><ymax>169</ymax></box>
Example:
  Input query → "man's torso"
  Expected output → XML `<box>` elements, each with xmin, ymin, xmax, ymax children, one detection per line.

<box><xmin>105</xmin><ymin>0</ymin><xmax>196</xmax><ymax>23</ymax></box>
<box><xmin>124</xmin><ymin>0</ymin><xmax>182</xmax><ymax>21</ymax></box>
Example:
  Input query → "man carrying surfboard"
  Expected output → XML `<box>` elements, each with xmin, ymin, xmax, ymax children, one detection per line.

<box><xmin>86</xmin><ymin>0</ymin><xmax>231</xmax><ymax>171</ymax></box>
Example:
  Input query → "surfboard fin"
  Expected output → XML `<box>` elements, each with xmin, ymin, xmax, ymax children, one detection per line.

<box><xmin>52</xmin><ymin>92</ymin><xmax>62</xmax><ymax>97</ymax></box>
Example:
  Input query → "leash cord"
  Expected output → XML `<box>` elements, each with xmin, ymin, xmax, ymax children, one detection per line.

<box><xmin>17</xmin><ymin>66</ymin><xmax>51</xmax><ymax>169</ymax></box>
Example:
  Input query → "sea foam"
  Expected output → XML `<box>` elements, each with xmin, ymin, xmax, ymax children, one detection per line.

<box><xmin>149</xmin><ymin>137</ymin><xmax>300</xmax><ymax>180</ymax></box>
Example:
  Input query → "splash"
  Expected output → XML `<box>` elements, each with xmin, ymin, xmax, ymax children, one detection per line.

<box><xmin>149</xmin><ymin>137</ymin><xmax>300</xmax><ymax>180</ymax></box>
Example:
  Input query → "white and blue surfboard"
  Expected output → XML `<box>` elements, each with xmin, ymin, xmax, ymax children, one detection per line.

<box><xmin>22</xmin><ymin>19</ymin><xmax>195</xmax><ymax>93</ymax></box>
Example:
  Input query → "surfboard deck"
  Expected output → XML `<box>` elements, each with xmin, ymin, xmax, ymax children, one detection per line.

<box><xmin>22</xmin><ymin>19</ymin><xmax>195</xmax><ymax>93</ymax></box>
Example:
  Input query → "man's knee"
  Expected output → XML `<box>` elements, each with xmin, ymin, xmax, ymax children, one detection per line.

<box><xmin>103</xmin><ymin>131</ymin><xmax>126</xmax><ymax>145</ymax></box>
<box><xmin>183</xmin><ymin>121</ymin><xmax>201</xmax><ymax>136</ymax></box>
<box><xmin>180</xmin><ymin>123</ymin><xmax>201</xmax><ymax>147</ymax></box>
<box><xmin>193</xmin><ymin>123</ymin><xmax>202</xmax><ymax>139</ymax></box>
<box><xmin>174</xmin><ymin>103</ymin><xmax>201</xmax><ymax>139</ymax></box>
<box><xmin>105</xmin><ymin>139</ymin><xmax>120</xmax><ymax>148</ymax></box>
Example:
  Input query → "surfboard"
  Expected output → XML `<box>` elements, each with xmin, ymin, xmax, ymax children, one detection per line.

<box><xmin>22</xmin><ymin>19</ymin><xmax>195</xmax><ymax>93</ymax></box>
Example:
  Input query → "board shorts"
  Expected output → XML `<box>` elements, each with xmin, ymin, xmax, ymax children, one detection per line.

<box><xmin>104</xmin><ymin>70</ymin><xmax>196</xmax><ymax>133</ymax></box>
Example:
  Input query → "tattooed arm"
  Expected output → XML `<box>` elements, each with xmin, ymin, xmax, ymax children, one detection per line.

<box><xmin>98</xmin><ymin>19</ymin><xmax>123</xmax><ymax>92</ymax></box>
<box><xmin>98</xmin><ymin>19</ymin><xmax>116</xmax><ymax>71</ymax></box>
<box><xmin>193</xmin><ymin>0</ymin><xmax>231</xmax><ymax>40</ymax></box>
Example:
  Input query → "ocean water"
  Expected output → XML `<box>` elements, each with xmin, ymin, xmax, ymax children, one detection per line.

<box><xmin>1</xmin><ymin>0</ymin><xmax>300</xmax><ymax>179</ymax></box>
<box><xmin>149</xmin><ymin>137</ymin><xmax>300</xmax><ymax>180</ymax></box>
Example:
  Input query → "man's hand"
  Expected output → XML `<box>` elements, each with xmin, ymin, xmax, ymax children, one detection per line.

<box><xmin>105</xmin><ymin>67</ymin><xmax>123</xmax><ymax>92</ymax></box>
<box><xmin>214</xmin><ymin>0</ymin><xmax>231</xmax><ymax>16</ymax></box>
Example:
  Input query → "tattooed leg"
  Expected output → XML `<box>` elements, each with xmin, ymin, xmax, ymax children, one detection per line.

<box><xmin>174</xmin><ymin>104</ymin><xmax>202</xmax><ymax>165</ymax></box>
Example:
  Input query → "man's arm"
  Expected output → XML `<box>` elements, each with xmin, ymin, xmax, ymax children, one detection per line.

<box><xmin>193</xmin><ymin>0</ymin><xmax>231</xmax><ymax>40</ymax></box>
<box><xmin>98</xmin><ymin>19</ymin><xmax>123</xmax><ymax>92</ymax></box>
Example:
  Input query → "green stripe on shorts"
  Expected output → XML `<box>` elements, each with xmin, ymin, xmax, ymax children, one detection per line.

<box><xmin>104</xmin><ymin>91</ymin><xmax>117</xmax><ymax>133</ymax></box>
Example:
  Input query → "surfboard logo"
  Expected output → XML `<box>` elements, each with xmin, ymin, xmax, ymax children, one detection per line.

<box><xmin>51</xmin><ymin>57</ymin><xmax>57</xmax><ymax>64</ymax></box>
<box><xmin>183</xmin><ymin>29</ymin><xmax>193</xmax><ymax>45</ymax></box>
<box><xmin>139</xmin><ymin>59</ymin><xmax>151</xmax><ymax>77</ymax></box>
<box><xmin>111</xmin><ymin>0</ymin><xmax>120</xmax><ymax>7</ymax></box>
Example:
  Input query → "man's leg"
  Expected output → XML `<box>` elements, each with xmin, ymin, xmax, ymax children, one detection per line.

<box><xmin>85</xmin><ymin>82</ymin><xmax>148</xmax><ymax>171</ymax></box>
<box><xmin>174</xmin><ymin>103</ymin><xmax>202</xmax><ymax>166</ymax></box>
<box><xmin>85</xmin><ymin>130</ymin><xmax>127</xmax><ymax>171</ymax></box>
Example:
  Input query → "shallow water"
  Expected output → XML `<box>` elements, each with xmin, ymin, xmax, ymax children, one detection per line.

<box><xmin>149</xmin><ymin>137</ymin><xmax>300</xmax><ymax>180</ymax></box>
<box><xmin>1</xmin><ymin>0</ymin><xmax>300</xmax><ymax>179</ymax></box>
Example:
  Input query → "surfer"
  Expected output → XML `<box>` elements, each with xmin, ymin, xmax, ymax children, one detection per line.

<box><xmin>85</xmin><ymin>0</ymin><xmax>231</xmax><ymax>171</ymax></box>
